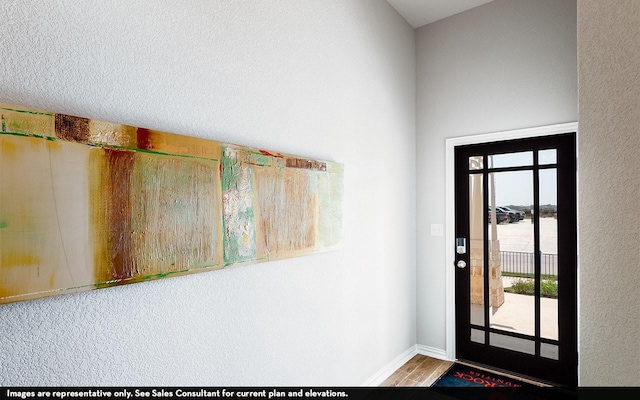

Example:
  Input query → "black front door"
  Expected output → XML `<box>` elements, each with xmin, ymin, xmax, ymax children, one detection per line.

<box><xmin>454</xmin><ymin>133</ymin><xmax>577</xmax><ymax>386</ymax></box>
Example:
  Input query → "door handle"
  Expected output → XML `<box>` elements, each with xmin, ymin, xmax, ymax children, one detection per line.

<box><xmin>456</xmin><ymin>260</ymin><xmax>467</xmax><ymax>269</ymax></box>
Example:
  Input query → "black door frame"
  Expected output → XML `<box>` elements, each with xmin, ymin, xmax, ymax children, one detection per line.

<box><xmin>453</xmin><ymin>133</ymin><xmax>577</xmax><ymax>386</ymax></box>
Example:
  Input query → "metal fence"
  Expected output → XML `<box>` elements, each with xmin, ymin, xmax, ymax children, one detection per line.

<box><xmin>499</xmin><ymin>251</ymin><xmax>558</xmax><ymax>276</ymax></box>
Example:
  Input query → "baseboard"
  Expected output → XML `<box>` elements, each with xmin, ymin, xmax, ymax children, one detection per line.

<box><xmin>360</xmin><ymin>345</ymin><xmax>418</xmax><ymax>386</ymax></box>
<box><xmin>416</xmin><ymin>344</ymin><xmax>449</xmax><ymax>361</ymax></box>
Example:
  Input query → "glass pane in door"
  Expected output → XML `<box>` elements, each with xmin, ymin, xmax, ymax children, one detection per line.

<box><xmin>539</xmin><ymin>168</ymin><xmax>559</xmax><ymax>349</ymax></box>
<box><xmin>490</xmin><ymin>151</ymin><xmax>533</xmax><ymax>168</ymax></box>
<box><xmin>539</xmin><ymin>149</ymin><xmax>557</xmax><ymax>165</ymax></box>
<box><xmin>469</xmin><ymin>156</ymin><xmax>483</xmax><ymax>170</ymax></box>
<box><xmin>490</xmin><ymin>332</ymin><xmax>535</xmax><ymax>355</ymax></box>
<box><xmin>541</xmin><ymin>343</ymin><xmax>559</xmax><ymax>360</ymax></box>
<box><xmin>488</xmin><ymin>170</ymin><xmax>535</xmax><ymax>342</ymax></box>
<box><xmin>469</xmin><ymin>173</ymin><xmax>485</xmax><ymax>342</ymax></box>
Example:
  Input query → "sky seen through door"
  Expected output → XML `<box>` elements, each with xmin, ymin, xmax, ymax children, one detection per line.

<box><xmin>489</xmin><ymin>151</ymin><xmax>557</xmax><ymax>207</ymax></box>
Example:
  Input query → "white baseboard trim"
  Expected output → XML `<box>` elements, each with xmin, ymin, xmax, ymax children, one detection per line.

<box><xmin>360</xmin><ymin>345</ymin><xmax>418</xmax><ymax>386</ymax></box>
<box><xmin>416</xmin><ymin>344</ymin><xmax>450</xmax><ymax>361</ymax></box>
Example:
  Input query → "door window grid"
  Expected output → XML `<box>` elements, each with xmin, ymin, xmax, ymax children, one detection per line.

<box><xmin>467</xmin><ymin>150</ymin><xmax>560</xmax><ymax>352</ymax></box>
<box><xmin>455</xmin><ymin>133</ymin><xmax>577</xmax><ymax>385</ymax></box>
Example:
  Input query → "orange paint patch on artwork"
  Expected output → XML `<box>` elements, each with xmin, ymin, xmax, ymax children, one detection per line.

<box><xmin>0</xmin><ymin>129</ymin><xmax>63</xmax><ymax>163</ymax></box>
<box><xmin>0</xmin><ymin>287</ymin><xmax>17</xmax><ymax>301</ymax></box>
<box><xmin>89</xmin><ymin>148</ymin><xmax>111</xmax><ymax>283</ymax></box>
<box><xmin>0</xmin><ymin>252</ymin><xmax>41</xmax><ymax>267</ymax></box>
<box><xmin>103</xmin><ymin>148</ymin><xmax>136</xmax><ymax>281</ymax></box>
<box><xmin>0</xmin><ymin>259</ymin><xmax>51</xmax><ymax>303</ymax></box>
<box><xmin>136</xmin><ymin>128</ymin><xmax>220</xmax><ymax>160</ymax></box>
<box><xmin>0</xmin><ymin>136</ymin><xmax>18</xmax><ymax>157</ymax></box>
<box><xmin>259</xmin><ymin>149</ymin><xmax>283</xmax><ymax>158</ymax></box>
<box><xmin>0</xmin><ymin>281</ymin><xmax>28</xmax><ymax>302</ymax></box>
<box><xmin>90</xmin><ymin>147</ymin><xmax>224</xmax><ymax>283</ymax></box>
<box><xmin>89</xmin><ymin>147</ymin><xmax>137</xmax><ymax>283</ymax></box>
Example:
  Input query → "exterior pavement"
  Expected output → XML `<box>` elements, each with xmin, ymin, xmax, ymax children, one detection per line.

<box><xmin>494</xmin><ymin>217</ymin><xmax>558</xmax><ymax>254</ymax></box>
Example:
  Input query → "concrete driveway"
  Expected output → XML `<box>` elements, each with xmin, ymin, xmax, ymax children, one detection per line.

<box><xmin>495</xmin><ymin>217</ymin><xmax>557</xmax><ymax>254</ymax></box>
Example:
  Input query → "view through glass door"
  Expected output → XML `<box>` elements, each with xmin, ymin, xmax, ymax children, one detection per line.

<box><xmin>454</xmin><ymin>134</ymin><xmax>577</xmax><ymax>386</ymax></box>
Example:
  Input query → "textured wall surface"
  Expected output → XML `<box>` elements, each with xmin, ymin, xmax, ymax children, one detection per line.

<box><xmin>577</xmin><ymin>0</ymin><xmax>640</xmax><ymax>386</ymax></box>
<box><xmin>0</xmin><ymin>0</ymin><xmax>416</xmax><ymax>385</ymax></box>
<box><xmin>415</xmin><ymin>0</ymin><xmax>577</xmax><ymax>350</ymax></box>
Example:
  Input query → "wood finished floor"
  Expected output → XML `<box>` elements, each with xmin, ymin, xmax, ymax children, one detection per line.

<box><xmin>379</xmin><ymin>355</ymin><xmax>453</xmax><ymax>387</ymax></box>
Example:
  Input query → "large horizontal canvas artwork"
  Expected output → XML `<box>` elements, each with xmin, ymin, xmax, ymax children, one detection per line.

<box><xmin>0</xmin><ymin>103</ymin><xmax>343</xmax><ymax>304</ymax></box>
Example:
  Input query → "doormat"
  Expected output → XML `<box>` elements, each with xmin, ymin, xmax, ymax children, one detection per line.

<box><xmin>430</xmin><ymin>363</ymin><xmax>577</xmax><ymax>400</ymax></box>
<box><xmin>431</xmin><ymin>363</ymin><xmax>530</xmax><ymax>387</ymax></box>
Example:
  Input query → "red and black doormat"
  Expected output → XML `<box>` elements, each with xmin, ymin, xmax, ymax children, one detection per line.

<box><xmin>430</xmin><ymin>363</ymin><xmax>577</xmax><ymax>399</ymax></box>
<box><xmin>432</xmin><ymin>363</ymin><xmax>528</xmax><ymax>387</ymax></box>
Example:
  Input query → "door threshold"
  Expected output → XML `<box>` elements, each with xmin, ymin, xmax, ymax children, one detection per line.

<box><xmin>456</xmin><ymin>359</ymin><xmax>555</xmax><ymax>387</ymax></box>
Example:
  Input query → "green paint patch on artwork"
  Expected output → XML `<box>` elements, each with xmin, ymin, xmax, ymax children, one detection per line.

<box><xmin>140</xmin><ymin>269</ymin><xmax>190</xmax><ymax>280</ymax></box>
<box><xmin>0</xmin><ymin>105</ymin><xmax>54</xmax><ymax>117</ymax></box>
<box><xmin>220</xmin><ymin>148</ymin><xmax>240</xmax><ymax>190</ymax></box>
<box><xmin>0</xmin><ymin>221</ymin><xmax>7</xmax><ymax>229</ymax></box>
<box><xmin>27</xmin><ymin>134</ymin><xmax>57</xmax><ymax>142</ymax></box>
<box><xmin>221</xmin><ymin>147</ymin><xmax>258</xmax><ymax>265</ymax></box>
<box><xmin>237</xmin><ymin>208</ymin><xmax>255</xmax><ymax>220</ymax></box>
<box><xmin>85</xmin><ymin>142</ymin><xmax>218</xmax><ymax>162</ymax></box>
<box><xmin>244</xmin><ymin>152</ymin><xmax>271</xmax><ymax>167</ymax></box>
<box><xmin>222</xmin><ymin>208</ymin><xmax>258</xmax><ymax>265</ymax></box>
<box><xmin>0</xmin><ymin>131</ymin><xmax>30</xmax><ymax>138</ymax></box>
<box><xmin>1</xmin><ymin>131</ymin><xmax>54</xmax><ymax>141</ymax></box>
<box><xmin>128</xmin><ymin>146</ymin><xmax>218</xmax><ymax>162</ymax></box>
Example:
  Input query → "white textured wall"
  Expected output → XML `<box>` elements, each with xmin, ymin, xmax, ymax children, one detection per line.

<box><xmin>415</xmin><ymin>0</ymin><xmax>577</xmax><ymax>350</ymax></box>
<box><xmin>0</xmin><ymin>0</ymin><xmax>416</xmax><ymax>385</ymax></box>
<box><xmin>578</xmin><ymin>0</ymin><xmax>640</xmax><ymax>386</ymax></box>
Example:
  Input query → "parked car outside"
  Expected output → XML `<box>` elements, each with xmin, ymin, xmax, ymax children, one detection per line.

<box><xmin>497</xmin><ymin>206</ymin><xmax>524</xmax><ymax>223</ymax></box>
<box><xmin>505</xmin><ymin>206</ymin><xmax>525</xmax><ymax>221</ymax></box>
<box><xmin>488</xmin><ymin>207</ymin><xmax>509</xmax><ymax>224</ymax></box>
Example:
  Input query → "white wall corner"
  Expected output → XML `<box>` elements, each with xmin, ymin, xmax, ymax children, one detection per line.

<box><xmin>416</xmin><ymin>344</ymin><xmax>449</xmax><ymax>361</ymax></box>
<box><xmin>360</xmin><ymin>345</ymin><xmax>418</xmax><ymax>386</ymax></box>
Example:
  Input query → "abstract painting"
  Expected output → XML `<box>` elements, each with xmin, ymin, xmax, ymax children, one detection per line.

<box><xmin>0</xmin><ymin>103</ymin><xmax>343</xmax><ymax>304</ymax></box>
